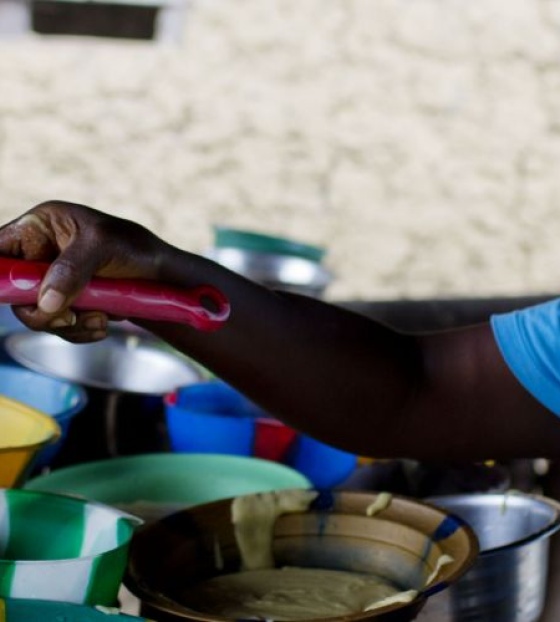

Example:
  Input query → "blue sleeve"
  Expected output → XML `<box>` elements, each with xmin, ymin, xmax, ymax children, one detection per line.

<box><xmin>491</xmin><ymin>298</ymin><xmax>560</xmax><ymax>416</ymax></box>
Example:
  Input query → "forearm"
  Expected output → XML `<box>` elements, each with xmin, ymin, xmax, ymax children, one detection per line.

<box><xmin>137</xmin><ymin>246</ymin><xmax>421</xmax><ymax>454</ymax></box>
<box><xmin>140</xmin><ymin>246</ymin><xmax>560</xmax><ymax>460</ymax></box>
<box><xmin>411</xmin><ymin>325</ymin><xmax>560</xmax><ymax>461</ymax></box>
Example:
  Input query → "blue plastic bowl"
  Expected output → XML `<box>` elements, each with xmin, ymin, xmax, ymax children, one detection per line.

<box><xmin>0</xmin><ymin>363</ymin><xmax>87</xmax><ymax>469</ymax></box>
<box><xmin>165</xmin><ymin>381</ymin><xmax>357</xmax><ymax>489</ymax></box>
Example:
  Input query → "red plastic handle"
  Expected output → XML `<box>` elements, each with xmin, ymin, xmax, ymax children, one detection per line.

<box><xmin>0</xmin><ymin>257</ymin><xmax>230</xmax><ymax>332</ymax></box>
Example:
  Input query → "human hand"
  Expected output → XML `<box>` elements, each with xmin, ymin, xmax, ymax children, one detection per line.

<box><xmin>0</xmin><ymin>201</ymin><xmax>165</xmax><ymax>341</ymax></box>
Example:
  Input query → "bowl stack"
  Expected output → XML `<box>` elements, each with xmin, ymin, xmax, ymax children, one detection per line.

<box><xmin>208</xmin><ymin>227</ymin><xmax>333</xmax><ymax>298</ymax></box>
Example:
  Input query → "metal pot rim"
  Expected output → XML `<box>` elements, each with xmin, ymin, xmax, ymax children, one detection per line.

<box><xmin>428</xmin><ymin>492</ymin><xmax>560</xmax><ymax>555</ymax></box>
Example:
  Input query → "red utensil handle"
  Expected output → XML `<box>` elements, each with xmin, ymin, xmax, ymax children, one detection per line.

<box><xmin>0</xmin><ymin>257</ymin><xmax>230</xmax><ymax>332</ymax></box>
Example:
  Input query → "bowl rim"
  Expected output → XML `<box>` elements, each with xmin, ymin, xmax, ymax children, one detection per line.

<box><xmin>212</xmin><ymin>227</ymin><xmax>326</xmax><ymax>263</ymax></box>
<box><xmin>426</xmin><ymin>492</ymin><xmax>560</xmax><ymax>556</ymax></box>
<box><xmin>0</xmin><ymin>362</ymin><xmax>88</xmax><ymax>420</ymax></box>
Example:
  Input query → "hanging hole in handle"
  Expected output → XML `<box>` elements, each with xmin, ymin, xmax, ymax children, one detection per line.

<box><xmin>193</xmin><ymin>285</ymin><xmax>231</xmax><ymax>321</ymax></box>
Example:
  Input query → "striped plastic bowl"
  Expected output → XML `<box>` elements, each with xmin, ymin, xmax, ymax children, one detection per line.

<box><xmin>0</xmin><ymin>489</ymin><xmax>142</xmax><ymax>606</ymax></box>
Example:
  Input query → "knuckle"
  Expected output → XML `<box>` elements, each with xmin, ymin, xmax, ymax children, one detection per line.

<box><xmin>48</xmin><ymin>259</ymin><xmax>77</xmax><ymax>282</ymax></box>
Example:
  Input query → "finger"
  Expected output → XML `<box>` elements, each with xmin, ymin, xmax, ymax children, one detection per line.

<box><xmin>48</xmin><ymin>310</ymin><xmax>77</xmax><ymax>330</ymax></box>
<box><xmin>51</xmin><ymin>310</ymin><xmax>108</xmax><ymax>343</ymax></box>
<box><xmin>38</xmin><ymin>242</ymin><xmax>106</xmax><ymax>315</ymax></box>
<box><xmin>51</xmin><ymin>326</ymin><xmax>108</xmax><ymax>344</ymax></box>
<box><xmin>0</xmin><ymin>212</ymin><xmax>57</xmax><ymax>260</ymax></box>
<box><xmin>12</xmin><ymin>307</ymin><xmax>108</xmax><ymax>342</ymax></box>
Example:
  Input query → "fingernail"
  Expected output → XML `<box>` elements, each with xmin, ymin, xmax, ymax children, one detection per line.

<box><xmin>49</xmin><ymin>318</ymin><xmax>68</xmax><ymax>329</ymax></box>
<box><xmin>39</xmin><ymin>289</ymin><xmax>66</xmax><ymax>314</ymax></box>
<box><xmin>84</xmin><ymin>315</ymin><xmax>105</xmax><ymax>331</ymax></box>
<box><xmin>50</xmin><ymin>312</ymin><xmax>76</xmax><ymax>329</ymax></box>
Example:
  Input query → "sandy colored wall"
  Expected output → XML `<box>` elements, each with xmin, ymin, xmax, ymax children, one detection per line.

<box><xmin>1</xmin><ymin>0</ymin><xmax>560</xmax><ymax>301</ymax></box>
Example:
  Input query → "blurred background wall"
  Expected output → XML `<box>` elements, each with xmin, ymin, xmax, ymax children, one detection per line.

<box><xmin>1</xmin><ymin>0</ymin><xmax>560</xmax><ymax>301</ymax></box>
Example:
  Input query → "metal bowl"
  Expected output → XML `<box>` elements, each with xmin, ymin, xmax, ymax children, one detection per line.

<box><xmin>418</xmin><ymin>492</ymin><xmax>560</xmax><ymax>622</ymax></box>
<box><xmin>207</xmin><ymin>248</ymin><xmax>333</xmax><ymax>298</ymax></box>
<box><xmin>125</xmin><ymin>490</ymin><xmax>478</xmax><ymax>622</ymax></box>
<box><xmin>4</xmin><ymin>330</ymin><xmax>202</xmax><ymax>394</ymax></box>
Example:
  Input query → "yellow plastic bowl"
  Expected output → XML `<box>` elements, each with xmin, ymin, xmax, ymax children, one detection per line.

<box><xmin>0</xmin><ymin>395</ymin><xmax>60</xmax><ymax>487</ymax></box>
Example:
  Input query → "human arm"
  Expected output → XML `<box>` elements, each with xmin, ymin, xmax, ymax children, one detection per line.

<box><xmin>1</xmin><ymin>201</ymin><xmax>559</xmax><ymax>462</ymax></box>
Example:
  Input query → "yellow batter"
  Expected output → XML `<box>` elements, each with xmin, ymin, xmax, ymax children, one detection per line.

<box><xmin>178</xmin><ymin>566</ymin><xmax>416</xmax><ymax>620</ymax></box>
<box><xmin>231</xmin><ymin>489</ymin><xmax>319</xmax><ymax>571</ymax></box>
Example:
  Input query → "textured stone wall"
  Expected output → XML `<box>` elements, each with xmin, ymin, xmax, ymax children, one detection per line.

<box><xmin>1</xmin><ymin>0</ymin><xmax>560</xmax><ymax>301</ymax></box>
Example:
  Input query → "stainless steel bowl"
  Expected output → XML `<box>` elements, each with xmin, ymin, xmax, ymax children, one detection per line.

<box><xmin>418</xmin><ymin>492</ymin><xmax>560</xmax><ymax>622</ymax></box>
<box><xmin>207</xmin><ymin>248</ymin><xmax>333</xmax><ymax>298</ymax></box>
<box><xmin>4</xmin><ymin>330</ymin><xmax>201</xmax><ymax>394</ymax></box>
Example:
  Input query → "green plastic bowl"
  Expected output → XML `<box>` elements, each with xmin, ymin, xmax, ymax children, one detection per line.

<box><xmin>25</xmin><ymin>453</ymin><xmax>311</xmax><ymax>522</ymax></box>
<box><xmin>0</xmin><ymin>488</ymin><xmax>141</xmax><ymax>606</ymax></box>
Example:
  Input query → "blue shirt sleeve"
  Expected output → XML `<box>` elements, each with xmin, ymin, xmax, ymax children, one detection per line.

<box><xmin>491</xmin><ymin>299</ymin><xmax>560</xmax><ymax>416</ymax></box>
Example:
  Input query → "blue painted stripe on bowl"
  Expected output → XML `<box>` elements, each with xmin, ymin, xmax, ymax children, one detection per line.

<box><xmin>432</xmin><ymin>515</ymin><xmax>463</xmax><ymax>542</ymax></box>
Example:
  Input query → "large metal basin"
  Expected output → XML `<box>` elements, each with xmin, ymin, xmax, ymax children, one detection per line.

<box><xmin>419</xmin><ymin>493</ymin><xmax>560</xmax><ymax>622</ymax></box>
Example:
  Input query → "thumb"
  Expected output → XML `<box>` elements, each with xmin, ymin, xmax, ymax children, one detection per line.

<box><xmin>38</xmin><ymin>244</ymin><xmax>104</xmax><ymax>315</ymax></box>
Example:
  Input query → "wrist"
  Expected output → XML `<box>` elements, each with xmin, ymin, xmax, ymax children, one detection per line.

<box><xmin>156</xmin><ymin>242</ymin><xmax>213</xmax><ymax>289</ymax></box>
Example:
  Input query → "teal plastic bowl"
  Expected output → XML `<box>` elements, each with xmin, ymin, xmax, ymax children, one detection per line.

<box><xmin>213</xmin><ymin>226</ymin><xmax>326</xmax><ymax>262</ymax></box>
<box><xmin>0</xmin><ymin>597</ymin><xmax>147</xmax><ymax>621</ymax></box>
<box><xmin>25</xmin><ymin>453</ymin><xmax>311</xmax><ymax>522</ymax></box>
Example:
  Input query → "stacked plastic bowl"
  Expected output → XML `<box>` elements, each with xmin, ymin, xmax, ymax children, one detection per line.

<box><xmin>0</xmin><ymin>359</ymin><xmax>145</xmax><ymax>619</ymax></box>
<box><xmin>165</xmin><ymin>380</ymin><xmax>357</xmax><ymax>489</ymax></box>
<box><xmin>0</xmin><ymin>364</ymin><xmax>87</xmax><ymax>486</ymax></box>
